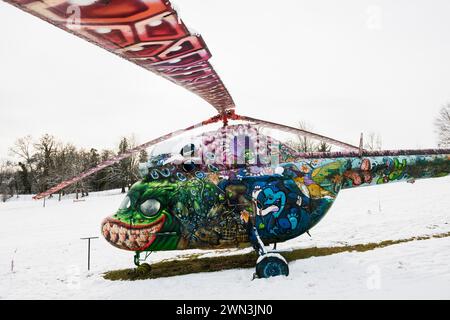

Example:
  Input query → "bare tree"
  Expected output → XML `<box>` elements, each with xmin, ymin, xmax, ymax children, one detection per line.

<box><xmin>33</xmin><ymin>134</ymin><xmax>57</xmax><ymax>193</ymax></box>
<box><xmin>95</xmin><ymin>149</ymin><xmax>116</xmax><ymax>191</ymax></box>
<box><xmin>435</xmin><ymin>104</ymin><xmax>450</xmax><ymax>148</ymax></box>
<box><xmin>9</xmin><ymin>135</ymin><xmax>35</xmax><ymax>193</ymax></box>
<box><xmin>296</xmin><ymin>121</ymin><xmax>317</xmax><ymax>152</ymax></box>
<box><xmin>52</xmin><ymin>143</ymin><xmax>82</xmax><ymax>197</ymax></box>
<box><xmin>364</xmin><ymin>132</ymin><xmax>383</xmax><ymax>151</ymax></box>
<box><xmin>9</xmin><ymin>135</ymin><xmax>34</xmax><ymax>167</ymax></box>
<box><xmin>286</xmin><ymin>121</ymin><xmax>316</xmax><ymax>152</ymax></box>
<box><xmin>286</xmin><ymin>121</ymin><xmax>331</xmax><ymax>152</ymax></box>
<box><xmin>104</xmin><ymin>135</ymin><xmax>140</xmax><ymax>193</ymax></box>
<box><xmin>316</xmin><ymin>141</ymin><xmax>331</xmax><ymax>152</ymax></box>
<box><xmin>0</xmin><ymin>161</ymin><xmax>15</xmax><ymax>202</ymax></box>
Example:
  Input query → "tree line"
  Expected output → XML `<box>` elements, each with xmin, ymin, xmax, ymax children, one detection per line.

<box><xmin>0</xmin><ymin>134</ymin><xmax>148</xmax><ymax>201</ymax></box>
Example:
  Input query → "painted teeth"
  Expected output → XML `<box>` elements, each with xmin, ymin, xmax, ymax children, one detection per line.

<box><xmin>102</xmin><ymin>221</ymin><xmax>162</xmax><ymax>251</ymax></box>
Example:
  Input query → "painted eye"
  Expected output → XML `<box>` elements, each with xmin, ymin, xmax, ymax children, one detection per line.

<box><xmin>119</xmin><ymin>196</ymin><xmax>131</xmax><ymax>210</ymax></box>
<box><xmin>140</xmin><ymin>199</ymin><xmax>161</xmax><ymax>217</ymax></box>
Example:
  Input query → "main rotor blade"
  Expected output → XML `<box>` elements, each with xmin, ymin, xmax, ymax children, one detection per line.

<box><xmin>32</xmin><ymin>116</ymin><xmax>218</xmax><ymax>200</ymax></box>
<box><xmin>4</xmin><ymin>0</ymin><xmax>235</xmax><ymax>113</ymax></box>
<box><xmin>239</xmin><ymin>115</ymin><xmax>360</xmax><ymax>151</ymax></box>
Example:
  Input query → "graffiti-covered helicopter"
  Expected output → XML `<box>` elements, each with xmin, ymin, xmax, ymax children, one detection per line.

<box><xmin>4</xmin><ymin>0</ymin><xmax>449</xmax><ymax>278</ymax></box>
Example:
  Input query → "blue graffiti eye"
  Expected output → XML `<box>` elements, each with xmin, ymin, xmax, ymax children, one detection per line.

<box><xmin>140</xmin><ymin>199</ymin><xmax>161</xmax><ymax>217</ymax></box>
<box><xmin>151</xmin><ymin>170</ymin><xmax>159</xmax><ymax>179</ymax></box>
<box><xmin>161</xmin><ymin>168</ymin><xmax>171</xmax><ymax>177</ymax></box>
<box><xmin>195</xmin><ymin>171</ymin><xmax>206</xmax><ymax>179</ymax></box>
<box><xmin>208</xmin><ymin>164</ymin><xmax>219</xmax><ymax>172</ymax></box>
<box><xmin>177</xmin><ymin>172</ymin><xmax>187</xmax><ymax>181</ymax></box>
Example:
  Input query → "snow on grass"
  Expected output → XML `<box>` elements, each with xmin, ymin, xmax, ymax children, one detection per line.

<box><xmin>0</xmin><ymin>177</ymin><xmax>449</xmax><ymax>299</ymax></box>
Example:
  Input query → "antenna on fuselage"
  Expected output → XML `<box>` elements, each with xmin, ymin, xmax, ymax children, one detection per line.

<box><xmin>359</xmin><ymin>133</ymin><xmax>364</xmax><ymax>157</ymax></box>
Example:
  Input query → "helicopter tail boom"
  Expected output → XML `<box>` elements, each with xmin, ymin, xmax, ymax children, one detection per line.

<box><xmin>335</xmin><ymin>149</ymin><xmax>450</xmax><ymax>189</ymax></box>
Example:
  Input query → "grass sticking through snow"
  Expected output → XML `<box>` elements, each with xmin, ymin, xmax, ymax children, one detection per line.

<box><xmin>103</xmin><ymin>231</ymin><xmax>450</xmax><ymax>281</ymax></box>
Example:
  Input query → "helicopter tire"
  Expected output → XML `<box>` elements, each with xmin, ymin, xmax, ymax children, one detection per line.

<box><xmin>136</xmin><ymin>263</ymin><xmax>152</xmax><ymax>275</ymax></box>
<box><xmin>255</xmin><ymin>253</ymin><xmax>289</xmax><ymax>279</ymax></box>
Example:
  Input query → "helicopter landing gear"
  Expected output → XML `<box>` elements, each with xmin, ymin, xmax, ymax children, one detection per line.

<box><xmin>134</xmin><ymin>251</ymin><xmax>153</xmax><ymax>266</ymax></box>
<box><xmin>134</xmin><ymin>252</ymin><xmax>140</xmax><ymax>267</ymax></box>
<box><xmin>250</xmin><ymin>227</ymin><xmax>289</xmax><ymax>279</ymax></box>
<box><xmin>134</xmin><ymin>251</ymin><xmax>153</xmax><ymax>275</ymax></box>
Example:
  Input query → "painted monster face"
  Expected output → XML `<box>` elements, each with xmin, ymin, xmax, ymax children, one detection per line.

<box><xmin>101</xmin><ymin>180</ymin><xmax>180</xmax><ymax>251</ymax></box>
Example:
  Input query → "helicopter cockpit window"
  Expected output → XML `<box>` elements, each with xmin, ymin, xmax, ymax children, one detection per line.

<box><xmin>140</xmin><ymin>199</ymin><xmax>161</xmax><ymax>217</ymax></box>
<box><xmin>180</xmin><ymin>143</ymin><xmax>196</xmax><ymax>157</ymax></box>
<box><xmin>148</xmin><ymin>138</ymin><xmax>200</xmax><ymax>166</ymax></box>
<box><xmin>119</xmin><ymin>196</ymin><xmax>131</xmax><ymax>210</ymax></box>
<box><xmin>182</xmin><ymin>160</ymin><xmax>197</xmax><ymax>172</ymax></box>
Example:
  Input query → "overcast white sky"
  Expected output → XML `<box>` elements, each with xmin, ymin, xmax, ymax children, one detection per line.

<box><xmin>1</xmin><ymin>0</ymin><xmax>450</xmax><ymax>160</ymax></box>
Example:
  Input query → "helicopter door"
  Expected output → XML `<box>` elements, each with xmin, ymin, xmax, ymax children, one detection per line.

<box><xmin>247</xmin><ymin>177</ymin><xmax>303</xmax><ymax>240</ymax></box>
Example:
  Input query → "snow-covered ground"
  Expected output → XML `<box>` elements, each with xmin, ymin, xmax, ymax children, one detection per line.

<box><xmin>0</xmin><ymin>177</ymin><xmax>449</xmax><ymax>300</ymax></box>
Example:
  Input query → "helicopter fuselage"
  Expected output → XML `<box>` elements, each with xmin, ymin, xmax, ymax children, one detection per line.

<box><xmin>101</xmin><ymin>152</ymin><xmax>450</xmax><ymax>252</ymax></box>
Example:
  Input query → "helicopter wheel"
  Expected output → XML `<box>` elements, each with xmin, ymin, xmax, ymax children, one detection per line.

<box><xmin>255</xmin><ymin>253</ymin><xmax>289</xmax><ymax>279</ymax></box>
<box><xmin>136</xmin><ymin>263</ymin><xmax>152</xmax><ymax>275</ymax></box>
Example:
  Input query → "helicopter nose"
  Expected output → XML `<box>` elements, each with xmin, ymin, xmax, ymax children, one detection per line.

<box><xmin>101</xmin><ymin>215</ymin><xmax>165</xmax><ymax>251</ymax></box>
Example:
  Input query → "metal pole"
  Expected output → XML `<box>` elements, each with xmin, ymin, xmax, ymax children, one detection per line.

<box><xmin>87</xmin><ymin>239</ymin><xmax>91</xmax><ymax>271</ymax></box>
<box><xmin>80</xmin><ymin>237</ymin><xmax>99</xmax><ymax>271</ymax></box>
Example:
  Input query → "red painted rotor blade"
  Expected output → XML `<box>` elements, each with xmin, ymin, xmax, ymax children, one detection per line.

<box><xmin>4</xmin><ymin>0</ymin><xmax>235</xmax><ymax>113</ymax></box>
